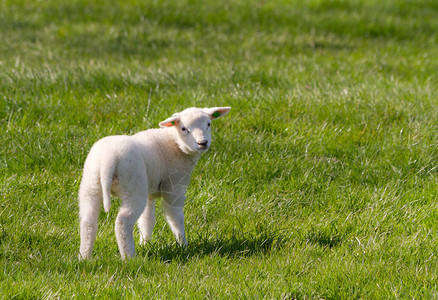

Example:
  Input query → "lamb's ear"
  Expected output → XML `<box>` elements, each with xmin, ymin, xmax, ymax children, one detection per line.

<box><xmin>204</xmin><ymin>107</ymin><xmax>231</xmax><ymax>120</ymax></box>
<box><xmin>159</xmin><ymin>114</ymin><xmax>180</xmax><ymax>127</ymax></box>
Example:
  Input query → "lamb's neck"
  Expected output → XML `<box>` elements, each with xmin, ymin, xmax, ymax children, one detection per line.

<box><xmin>164</xmin><ymin>127</ymin><xmax>202</xmax><ymax>167</ymax></box>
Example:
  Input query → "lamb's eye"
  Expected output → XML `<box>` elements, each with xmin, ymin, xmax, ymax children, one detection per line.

<box><xmin>207</xmin><ymin>122</ymin><xmax>211</xmax><ymax>127</ymax></box>
<box><xmin>181</xmin><ymin>126</ymin><xmax>187</xmax><ymax>131</ymax></box>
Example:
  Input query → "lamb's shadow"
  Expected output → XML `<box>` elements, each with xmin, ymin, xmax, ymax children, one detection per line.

<box><xmin>138</xmin><ymin>229</ymin><xmax>286</xmax><ymax>262</ymax></box>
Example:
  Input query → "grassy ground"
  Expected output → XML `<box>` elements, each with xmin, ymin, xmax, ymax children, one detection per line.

<box><xmin>1</xmin><ymin>0</ymin><xmax>437</xmax><ymax>298</ymax></box>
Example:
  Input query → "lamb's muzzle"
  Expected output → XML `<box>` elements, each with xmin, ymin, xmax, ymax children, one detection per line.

<box><xmin>197</xmin><ymin>140</ymin><xmax>209</xmax><ymax>150</ymax></box>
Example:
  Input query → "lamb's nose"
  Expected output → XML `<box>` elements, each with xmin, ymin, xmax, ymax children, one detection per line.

<box><xmin>197</xmin><ymin>140</ymin><xmax>208</xmax><ymax>147</ymax></box>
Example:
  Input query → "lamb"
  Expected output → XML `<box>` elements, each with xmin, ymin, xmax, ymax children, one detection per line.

<box><xmin>78</xmin><ymin>106</ymin><xmax>231</xmax><ymax>260</ymax></box>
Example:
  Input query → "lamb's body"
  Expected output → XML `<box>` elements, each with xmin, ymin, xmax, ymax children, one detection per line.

<box><xmin>83</xmin><ymin>129</ymin><xmax>198</xmax><ymax>211</ymax></box>
<box><xmin>79</xmin><ymin>106</ymin><xmax>230</xmax><ymax>260</ymax></box>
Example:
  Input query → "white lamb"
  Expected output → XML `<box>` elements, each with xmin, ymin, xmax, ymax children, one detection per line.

<box><xmin>78</xmin><ymin>106</ymin><xmax>231</xmax><ymax>260</ymax></box>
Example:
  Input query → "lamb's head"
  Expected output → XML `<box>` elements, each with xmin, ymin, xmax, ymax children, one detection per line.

<box><xmin>159</xmin><ymin>107</ymin><xmax>231</xmax><ymax>155</ymax></box>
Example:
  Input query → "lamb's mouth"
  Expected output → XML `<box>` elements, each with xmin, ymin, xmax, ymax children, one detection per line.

<box><xmin>198</xmin><ymin>146</ymin><xmax>209</xmax><ymax>151</ymax></box>
<box><xmin>196</xmin><ymin>140</ymin><xmax>209</xmax><ymax>151</ymax></box>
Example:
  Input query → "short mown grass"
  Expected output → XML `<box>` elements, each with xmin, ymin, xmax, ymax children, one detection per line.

<box><xmin>1</xmin><ymin>0</ymin><xmax>437</xmax><ymax>298</ymax></box>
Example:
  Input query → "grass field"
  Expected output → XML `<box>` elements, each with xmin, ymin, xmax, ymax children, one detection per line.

<box><xmin>1</xmin><ymin>0</ymin><xmax>437</xmax><ymax>298</ymax></box>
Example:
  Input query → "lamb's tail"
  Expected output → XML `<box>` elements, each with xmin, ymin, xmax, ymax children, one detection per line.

<box><xmin>100</xmin><ymin>157</ymin><xmax>116</xmax><ymax>213</ymax></box>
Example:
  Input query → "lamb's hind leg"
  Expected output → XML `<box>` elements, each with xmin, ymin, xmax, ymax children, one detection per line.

<box><xmin>79</xmin><ymin>186</ymin><xmax>101</xmax><ymax>260</ymax></box>
<box><xmin>138</xmin><ymin>197</ymin><xmax>156</xmax><ymax>245</ymax></box>
<box><xmin>115</xmin><ymin>197</ymin><xmax>146</xmax><ymax>259</ymax></box>
<box><xmin>114</xmin><ymin>159</ymin><xmax>148</xmax><ymax>259</ymax></box>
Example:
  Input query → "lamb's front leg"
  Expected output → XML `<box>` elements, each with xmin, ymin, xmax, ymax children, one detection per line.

<box><xmin>138</xmin><ymin>197</ymin><xmax>156</xmax><ymax>245</ymax></box>
<box><xmin>162</xmin><ymin>194</ymin><xmax>187</xmax><ymax>247</ymax></box>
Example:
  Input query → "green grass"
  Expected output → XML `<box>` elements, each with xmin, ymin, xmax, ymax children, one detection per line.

<box><xmin>1</xmin><ymin>0</ymin><xmax>437</xmax><ymax>298</ymax></box>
